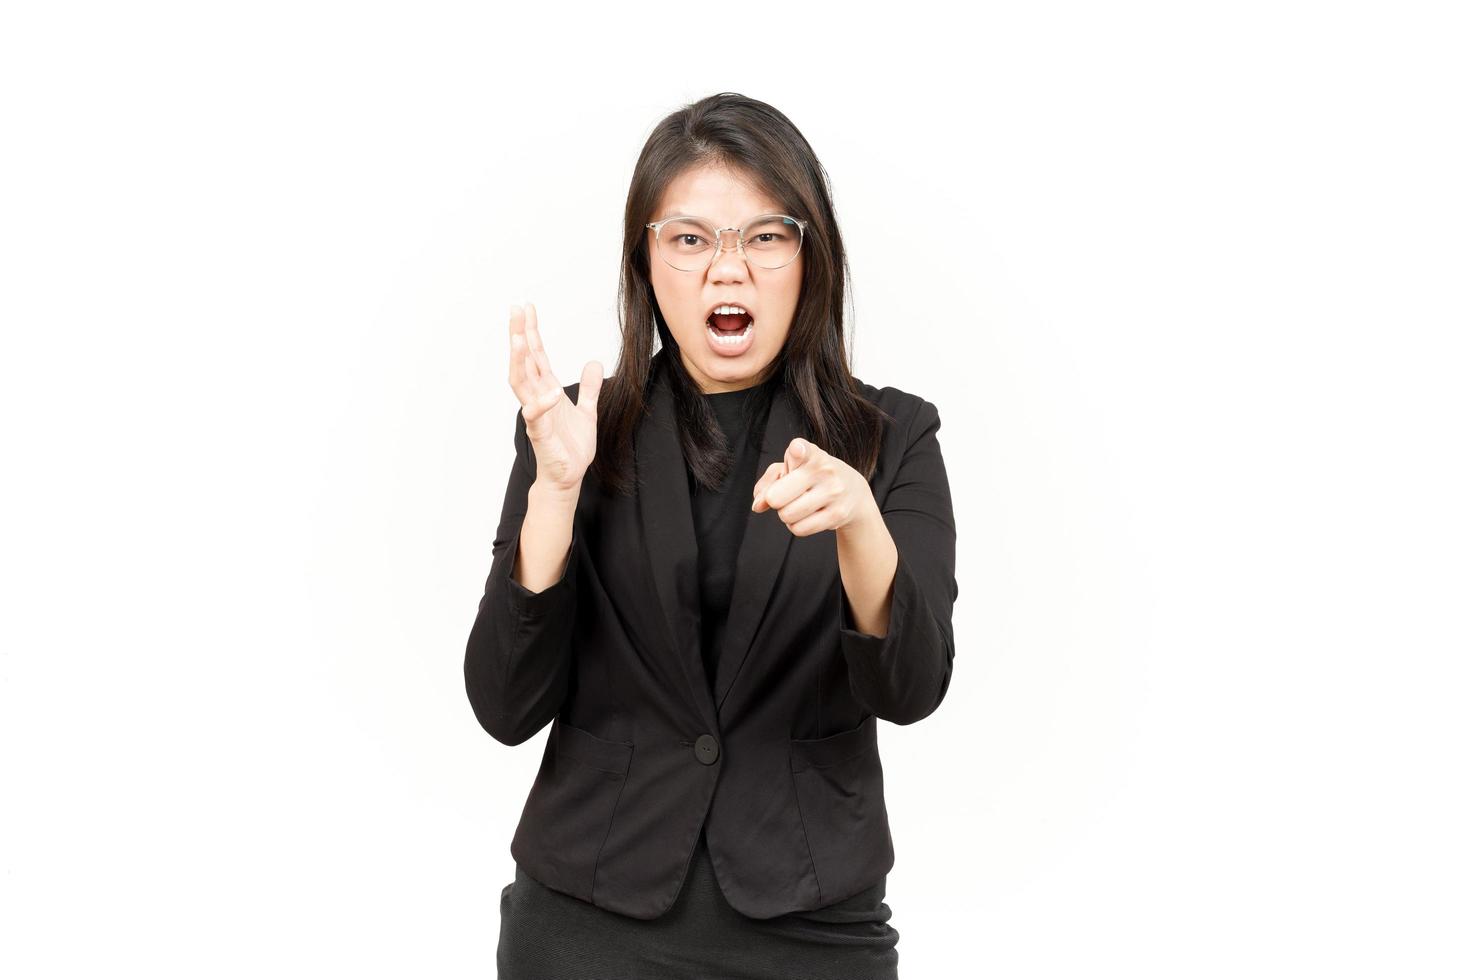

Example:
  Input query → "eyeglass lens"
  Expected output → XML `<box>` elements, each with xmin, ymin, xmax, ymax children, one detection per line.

<box><xmin>655</xmin><ymin>215</ymin><xmax>802</xmax><ymax>271</ymax></box>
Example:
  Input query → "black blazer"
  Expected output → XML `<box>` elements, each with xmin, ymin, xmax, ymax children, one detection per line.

<box><xmin>464</xmin><ymin>348</ymin><xmax>958</xmax><ymax>920</ymax></box>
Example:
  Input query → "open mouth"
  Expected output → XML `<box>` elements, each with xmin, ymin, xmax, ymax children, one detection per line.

<box><xmin>707</xmin><ymin>311</ymin><xmax>753</xmax><ymax>334</ymax></box>
<box><xmin>706</xmin><ymin>311</ymin><xmax>754</xmax><ymax>345</ymax></box>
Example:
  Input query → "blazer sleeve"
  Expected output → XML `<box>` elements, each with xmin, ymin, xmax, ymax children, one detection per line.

<box><xmin>838</xmin><ymin>397</ymin><xmax>958</xmax><ymax>726</ymax></box>
<box><xmin>463</xmin><ymin>406</ymin><xmax>580</xmax><ymax>746</ymax></box>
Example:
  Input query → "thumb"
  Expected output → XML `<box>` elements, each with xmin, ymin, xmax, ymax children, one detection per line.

<box><xmin>578</xmin><ymin>361</ymin><xmax>603</xmax><ymax>414</ymax></box>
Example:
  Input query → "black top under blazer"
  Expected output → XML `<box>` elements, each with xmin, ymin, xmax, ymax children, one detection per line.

<box><xmin>464</xmin><ymin>346</ymin><xmax>958</xmax><ymax>921</ymax></box>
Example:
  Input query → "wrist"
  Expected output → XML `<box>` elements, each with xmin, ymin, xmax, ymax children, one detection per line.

<box><xmin>836</xmin><ymin>497</ymin><xmax>885</xmax><ymax>538</ymax></box>
<box><xmin>530</xmin><ymin>477</ymin><xmax>582</xmax><ymax>509</ymax></box>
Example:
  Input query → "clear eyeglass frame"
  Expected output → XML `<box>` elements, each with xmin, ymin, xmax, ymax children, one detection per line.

<box><xmin>645</xmin><ymin>213</ymin><xmax>809</xmax><ymax>272</ymax></box>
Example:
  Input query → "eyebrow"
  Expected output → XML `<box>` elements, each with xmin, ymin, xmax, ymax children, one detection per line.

<box><xmin>658</xmin><ymin>211</ymin><xmax>782</xmax><ymax>224</ymax></box>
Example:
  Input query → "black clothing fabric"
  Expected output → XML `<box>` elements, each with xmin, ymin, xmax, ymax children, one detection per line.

<box><xmin>494</xmin><ymin>382</ymin><xmax>901</xmax><ymax>979</ymax></box>
<box><xmin>690</xmin><ymin>385</ymin><xmax>770</xmax><ymax>701</ymax></box>
<box><xmin>465</xmin><ymin>342</ymin><xmax>958</xmax><ymax>918</ymax></box>
<box><xmin>497</xmin><ymin>829</ymin><xmax>898</xmax><ymax>980</ymax></box>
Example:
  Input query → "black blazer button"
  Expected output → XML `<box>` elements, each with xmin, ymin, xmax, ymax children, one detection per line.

<box><xmin>694</xmin><ymin>734</ymin><xmax>719</xmax><ymax>765</ymax></box>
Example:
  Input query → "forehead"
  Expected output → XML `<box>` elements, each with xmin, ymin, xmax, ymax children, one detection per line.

<box><xmin>654</xmin><ymin>163</ymin><xmax>783</xmax><ymax>223</ymax></box>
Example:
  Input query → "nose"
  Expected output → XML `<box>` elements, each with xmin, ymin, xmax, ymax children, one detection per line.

<box><xmin>708</xmin><ymin>232</ymin><xmax>751</xmax><ymax>283</ymax></box>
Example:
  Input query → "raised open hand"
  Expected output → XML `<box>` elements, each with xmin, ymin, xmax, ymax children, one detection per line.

<box><xmin>508</xmin><ymin>302</ymin><xmax>603</xmax><ymax>493</ymax></box>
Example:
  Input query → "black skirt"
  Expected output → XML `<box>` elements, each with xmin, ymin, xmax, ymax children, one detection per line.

<box><xmin>496</xmin><ymin>828</ymin><xmax>900</xmax><ymax>980</ymax></box>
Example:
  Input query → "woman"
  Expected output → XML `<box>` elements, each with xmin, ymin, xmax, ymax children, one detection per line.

<box><xmin>465</xmin><ymin>93</ymin><xmax>958</xmax><ymax>980</ymax></box>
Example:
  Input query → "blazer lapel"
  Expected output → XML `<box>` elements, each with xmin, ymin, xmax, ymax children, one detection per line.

<box><xmin>712</xmin><ymin>371</ymin><xmax>798</xmax><ymax>713</ymax></box>
<box><xmin>634</xmin><ymin>350</ymin><xmax>799</xmax><ymax>724</ymax></box>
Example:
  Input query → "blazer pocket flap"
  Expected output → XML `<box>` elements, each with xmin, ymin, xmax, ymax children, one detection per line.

<box><xmin>789</xmin><ymin>714</ymin><xmax>878</xmax><ymax>773</ymax></box>
<box><xmin>554</xmin><ymin>718</ymin><xmax>634</xmax><ymax>775</ymax></box>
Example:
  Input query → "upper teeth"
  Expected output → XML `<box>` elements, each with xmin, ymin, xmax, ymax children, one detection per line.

<box><xmin>713</xmin><ymin>305</ymin><xmax>747</xmax><ymax>316</ymax></box>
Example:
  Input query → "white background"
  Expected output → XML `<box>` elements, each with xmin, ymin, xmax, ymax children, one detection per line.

<box><xmin>3</xmin><ymin>1</ymin><xmax>1466</xmax><ymax>977</ymax></box>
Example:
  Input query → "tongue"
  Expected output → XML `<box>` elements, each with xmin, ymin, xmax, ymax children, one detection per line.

<box><xmin>709</xmin><ymin>313</ymin><xmax>751</xmax><ymax>333</ymax></box>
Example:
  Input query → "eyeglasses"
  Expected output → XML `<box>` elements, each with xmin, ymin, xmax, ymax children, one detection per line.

<box><xmin>645</xmin><ymin>213</ymin><xmax>808</xmax><ymax>272</ymax></box>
